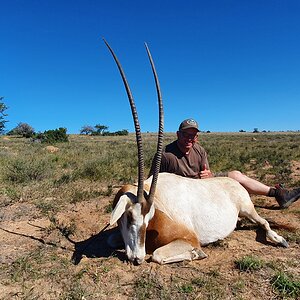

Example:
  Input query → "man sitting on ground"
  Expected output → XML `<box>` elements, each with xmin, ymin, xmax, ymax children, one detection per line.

<box><xmin>150</xmin><ymin>118</ymin><xmax>300</xmax><ymax>209</ymax></box>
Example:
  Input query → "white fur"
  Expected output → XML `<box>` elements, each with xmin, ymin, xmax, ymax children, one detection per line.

<box><xmin>111</xmin><ymin>192</ymin><xmax>155</xmax><ymax>264</ymax></box>
<box><xmin>149</xmin><ymin>174</ymin><xmax>248</xmax><ymax>245</ymax></box>
<box><xmin>111</xmin><ymin>172</ymin><xmax>288</xmax><ymax>264</ymax></box>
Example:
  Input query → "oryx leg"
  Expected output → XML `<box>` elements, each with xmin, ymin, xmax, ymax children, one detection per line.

<box><xmin>239</xmin><ymin>204</ymin><xmax>288</xmax><ymax>247</ymax></box>
<box><xmin>151</xmin><ymin>239</ymin><xmax>207</xmax><ymax>265</ymax></box>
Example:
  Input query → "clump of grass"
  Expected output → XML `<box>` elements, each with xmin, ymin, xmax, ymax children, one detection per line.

<box><xmin>69</xmin><ymin>184</ymin><xmax>113</xmax><ymax>204</ymax></box>
<box><xmin>178</xmin><ymin>283</ymin><xmax>193</xmax><ymax>294</ymax></box>
<box><xmin>35</xmin><ymin>198</ymin><xmax>59</xmax><ymax>215</ymax></box>
<box><xmin>60</xmin><ymin>281</ymin><xmax>89</xmax><ymax>300</ymax></box>
<box><xmin>70</xmin><ymin>189</ymin><xmax>103</xmax><ymax>204</ymax></box>
<box><xmin>282</xmin><ymin>231</ymin><xmax>300</xmax><ymax>245</ymax></box>
<box><xmin>134</xmin><ymin>277</ymin><xmax>156</xmax><ymax>299</ymax></box>
<box><xmin>271</xmin><ymin>271</ymin><xmax>300</xmax><ymax>299</ymax></box>
<box><xmin>4</xmin><ymin>158</ymin><xmax>53</xmax><ymax>183</ymax></box>
<box><xmin>8</xmin><ymin>249</ymin><xmax>44</xmax><ymax>283</ymax></box>
<box><xmin>10</xmin><ymin>256</ymin><xmax>38</xmax><ymax>283</ymax></box>
<box><xmin>190</xmin><ymin>272</ymin><xmax>224</xmax><ymax>299</ymax></box>
<box><xmin>235</xmin><ymin>255</ymin><xmax>264</xmax><ymax>272</ymax></box>
<box><xmin>15</xmin><ymin>284</ymin><xmax>41</xmax><ymax>300</ymax></box>
<box><xmin>191</xmin><ymin>276</ymin><xmax>206</xmax><ymax>287</ymax></box>
<box><xmin>133</xmin><ymin>273</ymin><xmax>169</xmax><ymax>300</ymax></box>
<box><xmin>53</xmin><ymin>173</ymin><xmax>73</xmax><ymax>186</ymax></box>
<box><xmin>103</xmin><ymin>184</ymin><xmax>113</xmax><ymax>197</ymax></box>
<box><xmin>1</xmin><ymin>186</ymin><xmax>22</xmax><ymax>203</ymax></box>
<box><xmin>231</xmin><ymin>279</ymin><xmax>246</xmax><ymax>297</ymax></box>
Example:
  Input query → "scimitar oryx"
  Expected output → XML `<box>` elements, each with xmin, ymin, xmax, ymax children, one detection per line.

<box><xmin>103</xmin><ymin>39</ymin><xmax>288</xmax><ymax>265</ymax></box>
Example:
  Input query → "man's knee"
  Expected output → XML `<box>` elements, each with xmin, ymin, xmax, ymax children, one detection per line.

<box><xmin>228</xmin><ymin>170</ymin><xmax>244</xmax><ymax>181</ymax></box>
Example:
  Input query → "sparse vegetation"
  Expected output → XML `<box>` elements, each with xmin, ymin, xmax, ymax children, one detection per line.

<box><xmin>271</xmin><ymin>271</ymin><xmax>300</xmax><ymax>298</ymax></box>
<box><xmin>4</xmin><ymin>157</ymin><xmax>54</xmax><ymax>183</ymax></box>
<box><xmin>235</xmin><ymin>255</ymin><xmax>264</xmax><ymax>272</ymax></box>
<box><xmin>0</xmin><ymin>132</ymin><xmax>299</xmax><ymax>299</ymax></box>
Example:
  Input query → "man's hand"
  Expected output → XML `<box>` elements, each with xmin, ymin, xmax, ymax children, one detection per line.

<box><xmin>199</xmin><ymin>164</ymin><xmax>213</xmax><ymax>179</ymax></box>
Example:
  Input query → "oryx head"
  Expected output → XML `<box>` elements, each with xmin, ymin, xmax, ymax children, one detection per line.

<box><xmin>104</xmin><ymin>39</ymin><xmax>164</xmax><ymax>264</ymax></box>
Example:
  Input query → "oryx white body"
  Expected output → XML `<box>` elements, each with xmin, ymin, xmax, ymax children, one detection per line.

<box><xmin>151</xmin><ymin>174</ymin><xmax>243</xmax><ymax>245</ymax></box>
<box><xmin>110</xmin><ymin>173</ymin><xmax>288</xmax><ymax>264</ymax></box>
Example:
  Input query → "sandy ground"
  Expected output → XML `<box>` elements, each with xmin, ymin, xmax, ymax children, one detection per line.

<box><xmin>0</xmin><ymin>182</ymin><xmax>299</xmax><ymax>299</ymax></box>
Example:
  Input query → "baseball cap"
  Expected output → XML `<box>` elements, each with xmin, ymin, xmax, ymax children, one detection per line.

<box><xmin>178</xmin><ymin>119</ymin><xmax>200</xmax><ymax>132</ymax></box>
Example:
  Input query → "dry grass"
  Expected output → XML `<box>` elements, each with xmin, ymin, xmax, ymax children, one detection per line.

<box><xmin>0</xmin><ymin>132</ymin><xmax>299</xmax><ymax>299</ymax></box>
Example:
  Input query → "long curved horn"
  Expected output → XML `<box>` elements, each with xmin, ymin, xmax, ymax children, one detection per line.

<box><xmin>144</xmin><ymin>43</ymin><xmax>164</xmax><ymax>205</ymax></box>
<box><xmin>103</xmin><ymin>39</ymin><xmax>145</xmax><ymax>203</ymax></box>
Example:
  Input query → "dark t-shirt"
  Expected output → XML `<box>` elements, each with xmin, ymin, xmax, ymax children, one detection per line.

<box><xmin>151</xmin><ymin>141</ymin><xmax>210</xmax><ymax>179</ymax></box>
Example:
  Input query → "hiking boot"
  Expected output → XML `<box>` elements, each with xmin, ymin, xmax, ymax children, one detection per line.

<box><xmin>275</xmin><ymin>184</ymin><xmax>300</xmax><ymax>209</ymax></box>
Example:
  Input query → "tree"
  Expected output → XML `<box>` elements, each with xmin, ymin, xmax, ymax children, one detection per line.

<box><xmin>7</xmin><ymin>122</ymin><xmax>35</xmax><ymax>138</ymax></box>
<box><xmin>80</xmin><ymin>123</ymin><xmax>128</xmax><ymax>136</ymax></box>
<box><xmin>94</xmin><ymin>124</ymin><xmax>108</xmax><ymax>135</ymax></box>
<box><xmin>0</xmin><ymin>96</ymin><xmax>8</xmax><ymax>134</ymax></box>
<box><xmin>80</xmin><ymin>125</ymin><xmax>95</xmax><ymax>135</ymax></box>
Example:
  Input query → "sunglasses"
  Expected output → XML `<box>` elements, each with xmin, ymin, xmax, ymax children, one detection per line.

<box><xmin>179</xmin><ymin>131</ymin><xmax>198</xmax><ymax>140</ymax></box>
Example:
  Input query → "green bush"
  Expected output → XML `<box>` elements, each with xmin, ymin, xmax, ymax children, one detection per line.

<box><xmin>35</xmin><ymin>128</ymin><xmax>68</xmax><ymax>144</ymax></box>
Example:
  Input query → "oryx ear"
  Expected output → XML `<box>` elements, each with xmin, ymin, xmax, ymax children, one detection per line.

<box><xmin>110</xmin><ymin>195</ymin><xmax>130</xmax><ymax>225</ymax></box>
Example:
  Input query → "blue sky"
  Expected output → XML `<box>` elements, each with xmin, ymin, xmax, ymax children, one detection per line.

<box><xmin>1</xmin><ymin>0</ymin><xmax>300</xmax><ymax>134</ymax></box>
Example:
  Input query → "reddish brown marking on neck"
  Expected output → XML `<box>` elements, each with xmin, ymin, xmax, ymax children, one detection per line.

<box><xmin>139</xmin><ymin>223</ymin><xmax>147</xmax><ymax>248</ymax></box>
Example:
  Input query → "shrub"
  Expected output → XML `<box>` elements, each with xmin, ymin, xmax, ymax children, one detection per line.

<box><xmin>102</xmin><ymin>129</ymin><xmax>129</xmax><ymax>136</ymax></box>
<box><xmin>35</xmin><ymin>128</ymin><xmax>68</xmax><ymax>144</ymax></box>
<box><xmin>4</xmin><ymin>158</ymin><xmax>53</xmax><ymax>183</ymax></box>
